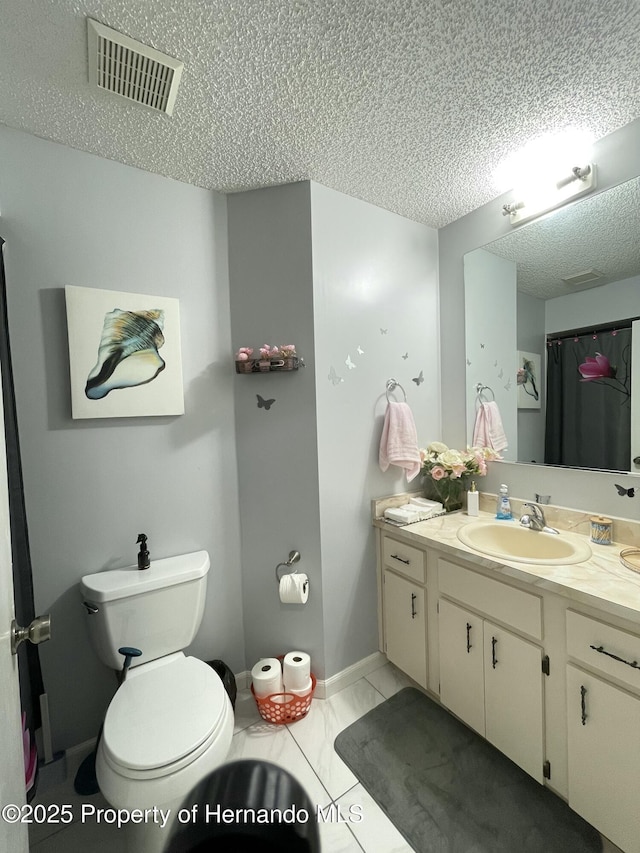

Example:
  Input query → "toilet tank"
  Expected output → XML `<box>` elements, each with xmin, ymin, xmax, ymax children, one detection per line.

<box><xmin>80</xmin><ymin>550</ymin><xmax>210</xmax><ymax>670</ymax></box>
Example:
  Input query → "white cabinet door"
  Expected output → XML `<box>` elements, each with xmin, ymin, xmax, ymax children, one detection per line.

<box><xmin>439</xmin><ymin>599</ymin><xmax>485</xmax><ymax>735</ymax></box>
<box><xmin>384</xmin><ymin>569</ymin><xmax>427</xmax><ymax>688</ymax></box>
<box><xmin>484</xmin><ymin>621</ymin><xmax>544</xmax><ymax>782</ymax></box>
<box><xmin>567</xmin><ymin>664</ymin><xmax>640</xmax><ymax>853</ymax></box>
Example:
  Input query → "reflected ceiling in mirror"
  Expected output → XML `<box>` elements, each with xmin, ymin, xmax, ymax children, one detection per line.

<box><xmin>485</xmin><ymin>176</ymin><xmax>640</xmax><ymax>300</ymax></box>
<box><xmin>464</xmin><ymin>174</ymin><xmax>640</xmax><ymax>474</ymax></box>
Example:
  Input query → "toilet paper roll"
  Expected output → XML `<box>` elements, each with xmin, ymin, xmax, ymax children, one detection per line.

<box><xmin>286</xmin><ymin>677</ymin><xmax>313</xmax><ymax>697</ymax></box>
<box><xmin>279</xmin><ymin>572</ymin><xmax>309</xmax><ymax>604</ymax></box>
<box><xmin>251</xmin><ymin>658</ymin><xmax>283</xmax><ymax>698</ymax></box>
<box><xmin>283</xmin><ymin>651</ymin><xmax>311</xmax><ymax>691</ymax></box>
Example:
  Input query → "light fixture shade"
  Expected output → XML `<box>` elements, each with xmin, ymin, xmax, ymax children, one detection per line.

<box><xmin>503</xmin><ymin>163</ymin><xmax>596</xmax><ymax>225</ymax></box>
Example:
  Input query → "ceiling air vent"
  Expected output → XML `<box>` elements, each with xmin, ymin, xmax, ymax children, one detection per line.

<box><xmin>560</xmin><ymin>269</ymin><xmax>604</xmax><ymax>286</ymax></box>
<box><xmin>87</xmin><ymin>19</ymin><xmax>183</xmax><ymax>116</ymax></box>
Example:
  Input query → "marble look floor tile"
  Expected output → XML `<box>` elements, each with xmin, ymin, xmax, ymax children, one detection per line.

<box><xmin>28</xmin><ymin>778</ymin><xmax>110</xmax><ymax>846</ymax></box>
<box><xmin>364</xmin><ymin>662</ymin><xmax>415</xmax><ymax>699</ymax></box>
<box><xmin>336</xmin><ymin>783</ymin><xmax>415</xmax><ymax>852</ymax></box>
<box><xmin>227</xmin><ymin>720</ymin><xmax>332</xmax><ymax>808</ymax></box>
<box><xmin>316</xmin><ymin>812</ymin><xmax>364</xmax><ymax>852</ymax></box>
<box><xmin>29</xmin><ymin>815</ymin><xmax>127</xmax><ymax>852</ymax></box>
<box><xmin>286</xmin><ymin>679</ymin><xmax>385</xmax><ymax>801</ymax></box>
<box><xmin>233</xmin><ymin>687</ymin><xmax>262</xmax><ymax>733</ymax></box>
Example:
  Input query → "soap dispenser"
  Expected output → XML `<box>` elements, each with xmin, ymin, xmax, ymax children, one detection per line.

<box><xmin>495</xmin><ymin>484</ymin><xmax>512</xmax><ymax>520</ymax></box>
<box><xmin>136</xmin><ymin>533</ymin><xmax>150</xmax><ymax>570</ymax></box>
<box><xmin>467</xmin><ymin>481</ymin><xmax>480</xmax><ymax>517</ymax></box>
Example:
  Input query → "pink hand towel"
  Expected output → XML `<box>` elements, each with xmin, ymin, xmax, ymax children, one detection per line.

<box><xmin>474</xmin><ymin>401</ymin><xmax>508</xmax><ymax>452</ymax></box>
<box><xmin>379</xmin><ymin>401</ymin><xmax>421</xmax><ymax>482</ymax></box>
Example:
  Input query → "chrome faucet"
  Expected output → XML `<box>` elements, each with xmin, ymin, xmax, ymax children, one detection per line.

<box><xmin>520</xmin><ymin>502</ymin><xmax>559</xmax><ymax>534</ymax></box>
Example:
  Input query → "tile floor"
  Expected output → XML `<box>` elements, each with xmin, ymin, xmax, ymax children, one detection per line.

<box><xmin>28</xmin><ymin>661</ymin><xmax>620</xmax><ymax>853</ymax></box>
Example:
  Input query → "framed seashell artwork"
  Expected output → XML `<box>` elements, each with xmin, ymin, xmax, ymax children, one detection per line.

<box><xmin>65</xmin><ymin>285</ymin><xmax>184</xmax><ymax>419</ymax></box>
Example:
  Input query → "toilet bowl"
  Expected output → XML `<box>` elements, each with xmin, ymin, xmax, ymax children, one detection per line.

<box><xmin>81</xmin><ymin>550</ymin><xmax>233</xmax><ymax>853</ymax></box>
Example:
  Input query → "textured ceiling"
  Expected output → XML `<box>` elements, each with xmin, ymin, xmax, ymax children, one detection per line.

<box><xmin>0</xmin><ymin>0</ymin><xmax>639</xmax><ymax>228</ymax></box>
<box><xmin>482</xmin><ymin>176</ymin><xmax>640</xmax><ymax>299</ymax></box>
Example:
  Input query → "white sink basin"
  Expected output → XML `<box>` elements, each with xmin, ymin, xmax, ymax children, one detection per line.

<box><xmin>456</xmin><ymin>521</ymin><xmax>592</xmax><ymax>565</ymax></box>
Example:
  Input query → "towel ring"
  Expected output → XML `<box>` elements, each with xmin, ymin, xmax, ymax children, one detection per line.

<box><xmin>475</xmin><ymin>382</ymin><xmax>495</xmax><ymax>402</ymax></box>
<box><xmin>386</xmin><ymin>378</ymin><xmax>407</xmax><ymax>402</ymax></box>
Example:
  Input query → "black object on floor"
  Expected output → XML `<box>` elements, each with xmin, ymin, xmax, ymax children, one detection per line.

<box><xmin>334</xmin><ymin>687</ymin><xmax>602</xmax><ymax>853</ymax></box>
<box><xmin>73</xmin><ymin>748</ymin><xmax>99</xmax><ymax>796</ymax></box>
<box><xmin>165</xmin><ymin>759</ymin><xmax>320</xmax><ymax>852</ymax></box>
<box><xmin>208</xmin><ymin>659</ymin><xmax>237</xmax><ymax>709</ymax></box>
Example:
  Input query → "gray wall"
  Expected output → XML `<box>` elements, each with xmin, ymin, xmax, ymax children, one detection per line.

<box><xmin>440</xmin><ymin>117</ymin><xmax>640</xmax><ymax>519</ymax></box>
<box><xmin>227</xmin><ymin>183</ymin><xmax>325</xmax><ymax>675</ymax></box>
<box><xmin>0</xmin><ymin>124</ymin><xmax>245</xmax><ymax>751</ymax></box>
<box><xmin>464</xmin><ymin>249</ymin><xmax>517</xmax><ymax>461</ymax></box>
<box><xmin>228</xmin><ymin>181</ymin><xmax>440</xmax><ymax>679</ymax></box>
<box><xmin>310</xmin><ymin>182</ymin><xmax>440</xmax><ymax>676</ymax></box>
<box><xmin>517</xmin><ymin>291</ymin><xmax>546</xmax><ymax>464</ymax></box>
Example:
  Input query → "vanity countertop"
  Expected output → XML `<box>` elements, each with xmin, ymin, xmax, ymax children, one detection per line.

<box><xmin>374</xmin><ymin>511</ymin><xmax>640</xmax><ymax>626</ymax></box>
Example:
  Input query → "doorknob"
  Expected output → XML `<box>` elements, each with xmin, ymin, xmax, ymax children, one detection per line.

<box><xmin>634</xmin><ymin>456</ymin><xmax>640</xmax><ymax>466</ymax></box>
<box><xmin>11</xmin><ymin>615</ymin><xmax>51</xmax><ymax>655</ymax></box>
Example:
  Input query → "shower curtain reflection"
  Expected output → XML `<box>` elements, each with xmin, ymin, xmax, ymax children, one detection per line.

<box><xmin>545</xmin><ymin>325</ymin><xmax>631</xmax><ymax>471</ymax></box>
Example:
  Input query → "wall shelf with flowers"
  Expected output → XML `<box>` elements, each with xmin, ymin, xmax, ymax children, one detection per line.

<box><xmin>235</xmin><ymin>345</ymin><xmax>300</xmax><ymax>374</ymax></box>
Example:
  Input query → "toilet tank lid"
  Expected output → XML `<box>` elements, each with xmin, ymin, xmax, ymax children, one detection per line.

<box><xmin>81</xmin><ymin>550</ymin><xmax>210</xmax><ymax>602</ymax></box>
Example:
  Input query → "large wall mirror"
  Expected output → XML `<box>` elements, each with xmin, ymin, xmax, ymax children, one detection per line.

<box><xmin>464</xmin><ymin>174</ymin><xmax>640</xmax><ymax>475</ymax></box>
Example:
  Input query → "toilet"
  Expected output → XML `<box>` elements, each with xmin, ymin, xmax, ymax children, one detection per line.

<box><xmin>81</xmin><ymin>550</ymin><xmax>234</xmax><ymax>853</ymax></box>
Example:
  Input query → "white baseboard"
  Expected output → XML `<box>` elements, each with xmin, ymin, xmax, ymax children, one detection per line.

<box><xmin>314</xmin><ymin>651</ymin><xmax>387</xmax><ymax>699</ymax></box>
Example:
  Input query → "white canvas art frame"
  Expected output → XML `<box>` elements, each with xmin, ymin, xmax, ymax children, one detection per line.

<box><xmin>517</xmin><ymin>350</ymin><xmax>542</xmax><ymax>409</ymax></box>
<box><xmin>65</xmin><ymin>285</ymin><xmax>184</xmax><ymax>419</ymax></box>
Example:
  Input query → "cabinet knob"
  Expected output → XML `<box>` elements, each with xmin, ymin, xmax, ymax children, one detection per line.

<box><xmin>580</xmin><ymin>685</ymin><xmax>588</xmax><ymax>725</ymax></box>
<box><xmin>491</xmin><ymin>636</ymin><xmax>498</xmax><ymax>669</ymax></box>
<box><xmin>411</xmin><ymin>593</ymin><xmax>417</xmax><ymax>619</ymax></box>
<box><xmin>466</xmin><ymin>622</ymin><xmax>472</xmax><ymax>653</ymax></box>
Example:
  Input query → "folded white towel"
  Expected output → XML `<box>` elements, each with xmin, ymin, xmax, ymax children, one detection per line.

<box><xmin>473</xmin><ymin>401</ymin><xmax>508</xmax><ymax>452</ymax></box>
<box><xmin>379</xmin><ymin>401</ymin><xmax>421</xmax><ymax>482</ymax></box>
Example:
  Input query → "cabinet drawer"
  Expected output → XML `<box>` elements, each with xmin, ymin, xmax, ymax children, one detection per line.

<box><xmin>567</xmin><ymin>610</ymin><xmax>640</xmax><ymax>692</ymax></box>
<box><xmin>382</xmin><ymin>536</ymin><xmax>426</xmax><ymax>584</ymax></box>
<box><xmin>438</xmin><ymin>559</ymin><xmax>542</xmax><ymax>640</ymax></box>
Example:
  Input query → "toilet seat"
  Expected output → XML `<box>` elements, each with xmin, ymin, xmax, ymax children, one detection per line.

<box><xmin>102</xmin><ymin>654</ymin><xmax>229</xmax><ymax>779</ymax></box>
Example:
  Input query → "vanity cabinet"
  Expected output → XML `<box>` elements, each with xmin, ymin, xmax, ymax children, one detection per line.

<box><xmin>565</xmin><ymin>611</ymin><xmax>640</xmax><ymax>853</ymax></box>
<box><xmin>381</xmin><ymin>534</ymin><xmax>428</xmax><ymax>689</ymax></box>
<box><xmin>438</xmin><ymin>561</ymin><xmax>545</xmax><ymax>782</ymax></box>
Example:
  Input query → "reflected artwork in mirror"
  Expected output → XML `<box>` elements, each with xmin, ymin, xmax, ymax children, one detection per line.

<box><xmin>464</xmin><ymin>175</ymin><xmax>640</xmax><ymax>474</ymax></box>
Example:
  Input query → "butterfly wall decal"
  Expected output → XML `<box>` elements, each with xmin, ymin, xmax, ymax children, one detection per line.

<box><xmin>256</xmin><ymin>394</ymin><xmax>275</xmax><ymax>411</ymax></box>
<box><xmin>615</xmin><ymin>484</ymin><xmax>635</xmax><ymax>497</ymax></box>
<box><xmin>504</xmin><ymin>379</ymin><xmax>512</xmax><ymax>391</ymax></box>
<box><xmin>412</xmin><ymin>370</ymin><xmax>424</xmax><ymax>386</ymax></box>
<box><xmin>328</xmin><ymin>366</ymin><xmax>344</xmax><ymax>385</ymax></box>
<box><xmin>466</xmin><ymin>358</ymin><xmax>471</xmax><ymax>366</ymax></box>
<box><xmin>402</xmin><ymin>352</ymin><xmax>409</xmax><ymax>360</ymax></box>
<box><xmin>345</xmin><ymin>355</ymin><xmax>356</xmax><ymax>370</ymax></box>
<box><xmin>380</xmin><ymin>328</ymin><xmax>388</xmax><ymax>335</ymax></box>
<box><xmin>356</xmin><ymin>346</ymin><xmax>364</xmax><ymax>355</ymax></box>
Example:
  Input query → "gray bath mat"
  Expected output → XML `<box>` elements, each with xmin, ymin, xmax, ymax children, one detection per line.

<box><xmin>334</xmin><ymin>687</ymin><xmax>601</xmax><ymax>852</ymax></box>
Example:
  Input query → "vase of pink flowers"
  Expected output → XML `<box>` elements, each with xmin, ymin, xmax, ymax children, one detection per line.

<box><xmin>258</xmin><ymin>344</ymin><xmax>279</xmax><ymax>372</ymax></box>
<box><xmin>420</xmin><ymin>442</ymin><xmax>501</xmax><ymax>512</ymax></box>
<box><xmin>235</xmin><ymin>346</ymin><xmax>254</xmax><ymax>373</ymax></box>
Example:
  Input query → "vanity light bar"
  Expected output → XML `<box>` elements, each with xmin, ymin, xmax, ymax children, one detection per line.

<box><xmin>502</xmin><ymin>163</ymin><xmax>597</xmax><ymax>226</ymax></box>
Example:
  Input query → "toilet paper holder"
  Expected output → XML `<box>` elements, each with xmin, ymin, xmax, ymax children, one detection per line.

<box><xmin>275</xmin><ymin>550</ymin><xmax>302</xmax><ymax>584</ymax></box>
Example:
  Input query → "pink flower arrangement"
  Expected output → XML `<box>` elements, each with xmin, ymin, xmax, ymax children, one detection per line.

<box><xmin>235</xmin><ymin>346</ymin><xmax>254</xmax><ymax>362</ymax></box>
<box><xmin>279</xmin><ymin>344</ymin><xmax>297</xmax><ymax>359</ymax></box>
<box><xmin>259</xmin><ymin>345</ymin><xmax>279</xmax><ymax>361</ymax></box>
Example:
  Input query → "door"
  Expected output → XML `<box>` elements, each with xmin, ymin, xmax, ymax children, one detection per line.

<box><xmin>384</xmin><ymin>570</ymin><xmax>427</xmax><ymax>688</ymax></box>
<box><xmin>484</xmin><ymin>621</ymin><xmax>544</xmax><ymax>782</ymax></box>
<box><xmin>567</xmin><ymin>664</ymin><xmax>640</xmax><ymax>853</ymax></box>
<box><xmin>0</xmin><ymin>364</ymin><xmax>29</xmax><ymax>852</ymax></box>
<box><xmin>438</xmin><ymin>598</ymin><xmax>485</xmax><ymax>735</ymax></box>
